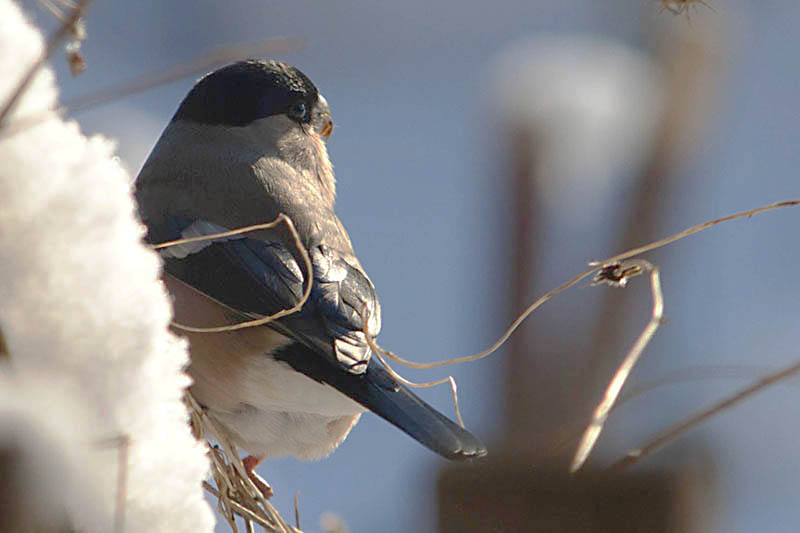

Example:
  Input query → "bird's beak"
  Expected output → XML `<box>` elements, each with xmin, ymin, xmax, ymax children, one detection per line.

<box><xmin>320</xmin><ymin>117</ymin><xmax>333</xmax><ymax>140</ymax></box>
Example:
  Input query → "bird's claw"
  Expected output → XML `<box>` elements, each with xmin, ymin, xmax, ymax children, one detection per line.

<box><xmin>242</xmin><ymin>455</ymin><xmax>273</xmax><ymax>499</ymax></box>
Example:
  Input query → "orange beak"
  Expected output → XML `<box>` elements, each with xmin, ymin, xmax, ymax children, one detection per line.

<box><xmin>320</xmin><ymin>119</ymin><xmax>333</xmax><ymax>140</ymax></box>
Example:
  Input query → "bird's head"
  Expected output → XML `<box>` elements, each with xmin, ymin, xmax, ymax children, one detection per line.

<box><xmin>166</xmin><ymin>59</ymin><xmax>336</xmax><ymax>202</ymax></box>
<box><xmin>173</xmin><ymin>59</ymin><xmax>333</xmax><ymax>141</ymax></box>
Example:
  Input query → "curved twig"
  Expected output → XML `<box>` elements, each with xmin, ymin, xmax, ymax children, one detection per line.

<box><xmin>154</xmin><ymin>214</ymin><xmax>313</xmax><ymax>333</ymax></box>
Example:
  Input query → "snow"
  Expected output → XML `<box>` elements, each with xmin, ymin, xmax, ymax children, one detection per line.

<box><xmin>0</xmin><ymin>1</ymin><xmax>214</xmax><ymax>531</ymax></box>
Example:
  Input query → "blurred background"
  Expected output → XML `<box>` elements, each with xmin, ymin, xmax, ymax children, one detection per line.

<box><xmin>25</xmin><ymin>0</ymin><xmax>800</xmax><ymax>531</ymax></box>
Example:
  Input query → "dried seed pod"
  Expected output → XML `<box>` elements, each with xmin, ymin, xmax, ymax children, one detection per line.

<box><xmin>660</xmin><ymin>0</ymin><xmax>715</xmax><ymax>20</ymax></box>
<box><xmin>65</xmin><ymin>41</ymin><xmax>86</xmax><ymax>76</ymax></box>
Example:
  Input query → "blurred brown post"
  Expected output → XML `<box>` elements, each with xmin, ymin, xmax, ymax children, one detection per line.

<box><xmin>586</xmin><ymin>22</ymin><xmax>724</xmax><ymax>391</ymax></box>
<box><xmin>438</xmin><ymin>118</ymin><xmax>707</xmax><ymax>533</ymax></box>
<box><xmin>439</xmin><ymin>19</ymin><xmax>722</xmax><ymax>532</ymax></box>
<box><xmin>439</xmin><ymin>465</ymin><xmax>709</xmax><ymax>533</ymax></box>
<box><xmin>504</xmin><ymin>125</ymin><xmax>542</xmax><ymax>444</ymax></box>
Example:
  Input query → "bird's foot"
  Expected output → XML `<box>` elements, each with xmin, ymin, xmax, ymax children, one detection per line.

<box><xmin>242</xmin><ymin>455</ymin><xmax>273</xmax><ymax>499</ymax></box>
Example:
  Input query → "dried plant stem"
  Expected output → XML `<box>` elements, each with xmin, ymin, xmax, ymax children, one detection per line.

<box><xmin>95</xmin><ymin>434</ymin><xmax>131</xmax><ymax>533</ymax></box>
<box><xmin>373</xmin><ymin>352</ymin><xmax>463</xmax><ymax>428</ymax></box>
<box><xmin>154</xmin><ymin>214</ymin><xmax>313</xmax><ymax>333</ymax></box>
<box><xmin>0</xmin><ymin>38</ymin><xmax>304</xmax><ymax>140</ymax></box>
<box><xmin>0</xmin><ymin>0</ymin><xmax>92</xmax><ymax>128</ymax></box>
<box><xmin>565</xmin><ymin>201</ymin><xmax>798</xmax><ymax>469</ymax></box>
<box><xmin>294</xmin><ymin>492</ymin><xmax>301</xmax><ymax>531</ymax></box>
<box><xmin>203</xmin><ymin>482</ymin><xmax>273</xmax><ymax>529</ymax></box>
<box><xmin>360</xmin><ymin>306</ymin><xmax>465</xmax><ymax>427</ymax></box>
<box><xmin>660</xmin><ymin>0</ymin><xmax>716</xmax><ymax>18</ymax></box>
<box><xmin>546</xmin><ymin>364</ymin><xmax>777</xmax><ymax>459</ymax></box>
<box><xmin>187</xmin><ymin>392</ymin><xmax>299</xmax><ymax>532</ymax></box>
<box><xmin>63</xmin><ymin>38</ymin><xmax>303</xmax><ymax>114</ymax></box>
<box><xmin>358</xmin><ymin>199</ymin><xmax>799</xmax><ymax>447</ymax></box>
<box><xmin>603</xmin><ymin>200</ymin><xmax>800</xmax><ymax>264</ymax></box>
<box><xmin>158</xmin><ymin>200</ymin><xmax>799</xmax><ymax>351</ymax></box>
<box><xmin>114</xmin><ymin>436</ymin><xmax>130</xmax><ymax>533</ymax></box>
<box><xmin>611</xmin><ymin>357</ymin><xmax>800</xmax><ymax>471</ymax></box>
<box><xmin>168</xmin><ymin>201</ymin><xmax>799</xmax><ymax>488</ymax></box>
<box><xmin>617</xmin><ymin>365</ymin><xmax>780</xmax><ymax>404</ymax></box>
<box><xmin>365</xmin><ymin>199</ymin><xmax>800</xmax><ymax>372</ymax></box>
<box><xmin>570</xmin><ymin>261</ymin><xmax>663</xmax><ymax>472</ymax></box>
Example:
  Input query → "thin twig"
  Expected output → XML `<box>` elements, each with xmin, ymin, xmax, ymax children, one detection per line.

<box><xmin>377</xmin><ymin>352</ymin><xmax>464</xmax><ymax>428</ymax></box>
<box><xmin>366</xmin><ymin>199</ymin><xmax>800</xmax><ymax>372</ymax></box>
<box><xmin>0</xmin><ymin>37</ymin><xmax>304</xmax><ymax>139</ymax></box>
<box><xmin>172</xmin><ymin>201</ymin><xmax>798</xmax><ymax>500</ymax></box>
<box><xmin>114</xmin><ymin>436</ymin><xmax>130</xmax><ymax>533</ymax></box>
<box><xmin>65</xmin><ymin>38</ymin><xmax>304</xmax><ymax>114</ymax></box>
<box><xmin>602</xmin><ymin>200</ymin><xmax>800</xmax><ymax>265</ymax></box>
<box><xmin>545</xmin><ymin>364</ymin><xmax>777</xmax><ymax>459</ymax></box>
<box><xmin>368</xmin><ymin>266</ymin><xmax>598</xmax><ymax>370</ymax></box>
<box><xmin>294</xmin><ymin>492</ymin><xmax>301</xmax><ymax>531</ymax></box>
<box><xmin>660</xmin><ymin>0</ymin><xmax>716</xmax><ymax>18</ymax></box>
<box><xmin>95</xmin><ymin>434</ymin><xmax>131</xmax><ymax>533</ymax></box>
<box><xmin>360</xmin><ymin>305</ymin><xmax>465</xmax><ymax>427</ymax></box>
<box><xmin>618</xmin><ymin>365</ymin><xmax>778</xmax><ymax>407</ymax></box>
<box><xmin>610</xmin><ymin>357</ymin><xmax>800</xmax><ymax>471</ymax></box>
<box><xmin>358</xmin><ymin>200</ymin><xmax>798</xmax><ymax>433</ymax></box>
<box><xmin>0</xmin><ymin>0</ymin><xmax>92</xmax><ymax>128</ymax></box>
<box><xmin>570</xmin><ymin>261</ymin><xmax>663</xmax><ymax>472</ymax></box>
<box><xmin>154</xmin><ymin>214</ymin><xmax>313</xmax><ymax>333</ymax></box>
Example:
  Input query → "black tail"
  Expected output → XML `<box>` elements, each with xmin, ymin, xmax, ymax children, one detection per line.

<box><xmin>275</xmin><ymin>346</ymin><xmax>487</xmax><ymax>460</ymax></box>
<box><xmin>334</xmin><ymin>359</ymin><xmax>487</xmax><ymax>459</ymax></box>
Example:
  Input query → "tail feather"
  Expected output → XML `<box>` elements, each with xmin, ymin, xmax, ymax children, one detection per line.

<box><xmin>274</xmin><ymin>345</ymin><xmax>487</xmax><ymax>460</ymax></box>
<box><xmin>333</xmin><ymin>359</ymin><xmax>487</xmax><ymax>460</ymax></box>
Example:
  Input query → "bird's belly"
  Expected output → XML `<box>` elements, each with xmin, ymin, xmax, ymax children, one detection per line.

<box><xmin>212</xmin><ymin>407</ymin><xmax>362</xmax><ymax>460</ymax></box>
<box><xmin>164</xmin><ymin>274</ymin><xmax>365</xmax><ymax>459</ymax></box>
<box><xmin>194</xmin><ymin>351</ymin><xmax>365</xmax><ymax>459</ymax></box>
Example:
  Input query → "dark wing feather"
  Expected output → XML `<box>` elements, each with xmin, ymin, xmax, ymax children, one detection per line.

<box><xmin>157</xmin><ymin>217</ymin><xmax>380</xmax><ymax>371</ymax></box>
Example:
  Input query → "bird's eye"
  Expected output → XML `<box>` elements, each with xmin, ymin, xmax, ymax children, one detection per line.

<box><xmin>289</xmin><ymin>102</ymin><xmax>308</xmax><ymax>122</ymax></box>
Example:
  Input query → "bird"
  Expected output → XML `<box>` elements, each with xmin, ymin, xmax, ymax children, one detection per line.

<box><xmin>134</xmin><ymin>59</ymin><xmax>486</xmax><ymax>493</ymax></box>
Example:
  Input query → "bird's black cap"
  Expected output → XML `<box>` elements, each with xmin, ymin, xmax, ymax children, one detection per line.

<box><xmin>172</xmin><ymin>59</ymin><xmax>319</xmax><ymax>127</ymax></box>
